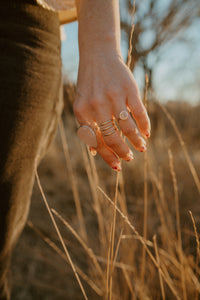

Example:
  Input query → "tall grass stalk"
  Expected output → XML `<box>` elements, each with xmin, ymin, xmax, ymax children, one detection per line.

<box><xmin>150</xmin><ymin>171</ymin><xmax>175</xmax><ymax>247</ymax></box>
<box><xmin>27</xmin><ymin>221</ymin><xmax>103</xmax><ymax>296</ymax></box>
<box><xmin>127</xmin><ymin>0</ymin><xmax>135</xmax><ymax>69</ymax></box>
<box><xmin>106</xmin><ymin>224</ymin><xmax>112</xmax><ymax>299</ymax></box>
<box><xmin>150</xmin><ymin>173</ymin><xmax>172</xmax><ymax>246</ymax></box>
<box><xmin>189</xmin><ymin>210</ymin><xmax>200</xmax><ymax>300</ymax></box>
<box><xmin>113</xmin><ymin>228</ymin><xmax>124</xmax><ymax>269</ymax></box>
<box><xmin>87</xmin><ymin>147</ymin><xmax>107</xmax><ymax>252</ymax></box>
<box><xmin>108</xmin><ymin>171</ymin><xmax>120</xmax><ymax>300</ymax></box>
<box><xmin>81</xmin><ymin>144</ymin><xmax>106</xmax><ymax>251</ymax></box>
<box><xmin>35</xmin><ymin>169</ymin><xmax>88</xmax><ymax>300</ymax></box>
<box><xmin>152</xmin><ymin>93</ymin><xmax>200</xmax><ymax>196</ymax></box>
<box><xmin>153</xmin><ymin>235</ymin><xmax>166</xmax><ymax>300</ymax></box>
<box><xmin>59</xmin><ymin>119</ymin><xmax>87</xmax><ymax>242</ymax></box>
<box><xmin>122</xmin><ymin>234</ymin><xmax>185</xmax><ymax>272</ymax></box>
<box><xmin>168</xmin><ymin>149</ymin><xmax>187</xmax><ymax>300</ymax></box>
<box><xmin>122</xmin><ymin>268</ymin><xmax>136</xmax><ymax>299</ymax></box>
<box><xmin>98</xmin><ymin>186</ymin><xmax>181</xmax><ymax>299</ymax></box>
<box><xmin>118</xmin><ymin>172</ymin><xmax>129</xmax><ymax>217</ymax></box>
<box><xmin>51</xmin><ymin>208</ymin><xmax>104</xmax><ymax>279</ymax></box>
<box><xmin>96</xmin><ymin>254</ymin><xmax>135</xmax><ymax>272</ymax></box>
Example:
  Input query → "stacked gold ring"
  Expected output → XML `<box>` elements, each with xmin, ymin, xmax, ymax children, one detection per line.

<box><xmin>98</xmin><ymin>119</ymin><xmax>116</xmax><ymax>137</ymax></box>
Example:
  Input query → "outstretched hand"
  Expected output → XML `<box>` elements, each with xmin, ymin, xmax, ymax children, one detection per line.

<box><xmin>74</xmin><ymin>47</ymin><xmax>151</xmax><ymax>171</ymax></box>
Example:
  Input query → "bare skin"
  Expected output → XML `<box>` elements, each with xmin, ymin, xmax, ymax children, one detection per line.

<box><xmin>74</xmin><ymin>0</ymin><xmax>151</xmax><ymax>171</ymax></box>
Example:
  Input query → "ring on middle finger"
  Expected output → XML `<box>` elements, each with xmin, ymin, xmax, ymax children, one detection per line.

<box><xmin>98</xmin><ymin>119</ymin><xmax>116</xmax><ymax>137</ymax></box>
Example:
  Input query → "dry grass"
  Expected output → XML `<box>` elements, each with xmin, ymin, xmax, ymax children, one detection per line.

<box><xmin>11</xmin><ymin>91</ymin><xmax>200</xmax><ymax>299</ymax></box>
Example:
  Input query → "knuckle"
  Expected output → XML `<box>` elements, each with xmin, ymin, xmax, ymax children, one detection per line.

<box><xmin>73</xmin><ymin>101</ymin><xmax>86</xmax><ymax>119</ymax></box>
<box><xmin>133</xmin><ymin>127</ymin><xmax>139</xmax><ymax>135</ymax></box>
<box><xmin>89</xmin><ymin>97</ymin><xmax>103</xmax><ymax>109</ymax></box>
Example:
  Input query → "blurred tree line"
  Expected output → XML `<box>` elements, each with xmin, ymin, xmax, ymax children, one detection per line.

<box><xmin>120</xmin><ymin>0</ymin><xmax>200</xmax><ymax>92</ymax></box>
<box><xmin>64</xmin><ymin>0</ymin><xmax>200</xmax><ymax>112</ymax></box>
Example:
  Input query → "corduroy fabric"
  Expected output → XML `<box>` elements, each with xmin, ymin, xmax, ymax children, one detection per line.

<box><xmin>0</xmin><ymin>1</ymin><xmax>63</xmax><ymax>299</ymax></box>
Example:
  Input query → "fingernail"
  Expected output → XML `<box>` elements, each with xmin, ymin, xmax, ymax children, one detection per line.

<box><xmin>140</xmin><ymin>145</ymin><xmax>147</xmax><ymax>152</ymax></box>
<box><xmin>112</xmin><ymin>162</ymin><xmax>121</xmax><ymax>171</ymax></box>
<box><xmin>146</xmin><ymin>130</ymin><xmax>151</xmax><ymax>138</ymax></box>
<box><xmin>124</xmin><ymin>150</ymin><xmax>134</xmax><ymax>161</ymax></box>
<box><xmin>91</xmin><ymin>149</ymin><xmax>97</xmax><ymax>156</ymax></box>
<box><xmin>89</xmin><ymin>147</ymin><xmax>97</xmax><ymax>156</ymax></box>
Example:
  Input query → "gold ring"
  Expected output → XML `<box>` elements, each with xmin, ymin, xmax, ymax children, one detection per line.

<box><xmin>97</xmin><ymin>119</ymin><xmax>116</xmax><ymax>137</ymax></box>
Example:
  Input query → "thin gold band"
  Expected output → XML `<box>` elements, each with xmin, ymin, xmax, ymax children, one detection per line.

<box><xmin>100</xmin><ymin>124</ymin><xmax>114</xmax><ymax>132</ymax></box>
<box><xmin>97</xmin><ymin>119</ymin><xmax>116</xmax><ymax>137</ymax></box>
<box><xmin>98</xmin><ymin>119</ymin><xmax>113</xmax><ymax>127</ymax></box>
<box><xmin>103</xmin><ymin>129</ymin><xmax>116</xmax><ymax>136</ymax></box>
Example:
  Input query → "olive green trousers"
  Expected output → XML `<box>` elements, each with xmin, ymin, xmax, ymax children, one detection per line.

<box><xmin>0</xmin><ymin>1</ymin><xmax>63</xmax><ymax>299</ymax></box>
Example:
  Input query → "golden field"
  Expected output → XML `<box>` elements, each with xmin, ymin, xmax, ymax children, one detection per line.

<box><xmin>11</xmin><ymin>87</ymin><xmax>200</xmax><ymax>300</ymax></box>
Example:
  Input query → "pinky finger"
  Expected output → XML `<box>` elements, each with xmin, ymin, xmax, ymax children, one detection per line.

<box><xmin>96</xmin><ymin>146</ymin><xmax>122</xmax><ymax>171</ymax></box>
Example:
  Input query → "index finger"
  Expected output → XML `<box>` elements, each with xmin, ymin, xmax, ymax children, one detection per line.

<box><xmin>127</xmin><ymin>87</ymin><xmax>151</xmax><ymax>138</ymax></box>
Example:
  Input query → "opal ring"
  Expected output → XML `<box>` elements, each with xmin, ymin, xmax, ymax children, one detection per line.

<box><xmin>115</xmin><ymin>110</ymin><xmax>129</xmax><ymax>122</ymax></box>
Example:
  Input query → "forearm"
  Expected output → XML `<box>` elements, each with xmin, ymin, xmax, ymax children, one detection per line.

<box><xmin>75</xmin><ymin>0</ymin><xmax>121</xmax><ymax>56</ymax></box>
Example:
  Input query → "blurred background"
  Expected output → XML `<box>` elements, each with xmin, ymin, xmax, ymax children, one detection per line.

<box><xmin>12</xmin><ymin>0</ymin><xmax>200</xmax><ymax>299</ymax></box>
<box><xmin>62</xmin><ymin>0</ymin><xmax>200</xmax><ymax>103</ymax></box>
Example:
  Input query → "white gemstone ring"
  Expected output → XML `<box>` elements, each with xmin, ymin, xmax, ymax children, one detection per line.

<box><xmin>116</xmin><ymin>110</ymin><xmax>129</xmax><ymax>122</ymax></box>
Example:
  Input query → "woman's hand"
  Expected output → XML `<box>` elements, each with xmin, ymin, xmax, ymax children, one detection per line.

<box><xmin>74</xmin><ymin>0</ymin><xmax>151</xmax><ymax>170</ymax></box>
<box><xmin>74</xmin><ymin>48</ymin><xmax>151</xmax><ymax>171</ymax></box>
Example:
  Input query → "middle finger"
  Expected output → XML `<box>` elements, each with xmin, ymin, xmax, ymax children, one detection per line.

<box><xmin>96</xmin><ymin>117</ymin><xmax>133</xmax><ymax>161</ymax></box>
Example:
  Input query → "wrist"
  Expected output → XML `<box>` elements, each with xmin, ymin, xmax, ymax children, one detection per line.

<box><xmin>78</xmin><ymin>30</ymin><xmax>121</xmax><ymax>57</ymax></box>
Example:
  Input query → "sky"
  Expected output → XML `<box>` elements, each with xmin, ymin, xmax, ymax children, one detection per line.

<box><xmin>61</xmin><ymin>5</ymin><xmax>200</xmax><ymax>104</ymax></box>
